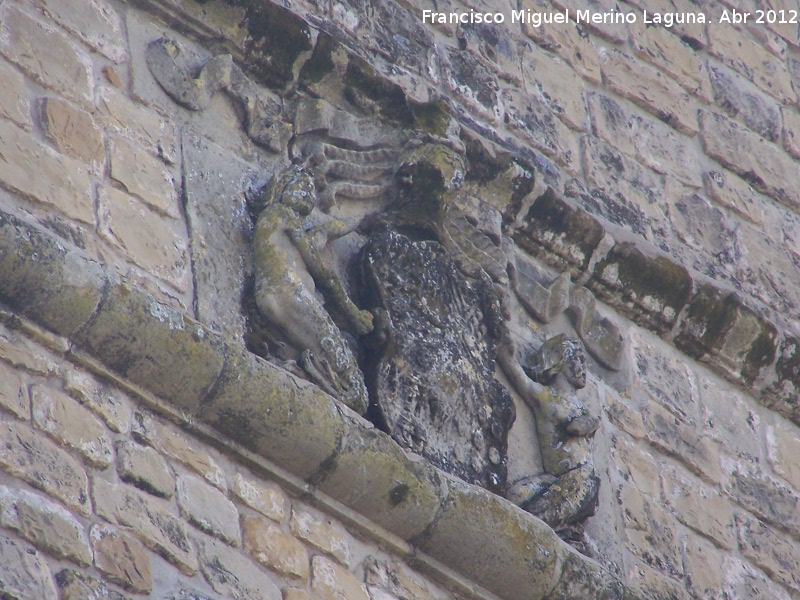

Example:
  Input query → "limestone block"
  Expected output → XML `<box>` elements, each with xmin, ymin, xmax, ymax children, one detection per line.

<box><xmin>117</xmin><ymin>440</ymin><xmax>175</xmax><ymax>498</ymax></box>
<box><xmin>700</xmin><ymin>375</ymin><xmax>762</xmax><ymax>461</ymax></box>
<box><xmin>0</xmin><ymin>5</ymin><xmax>93</xmax><ymax>106</ymax></box>
<box><xmin>611</xmin><ymin>436</ymin><xmax>660</xmax><ymax>498</ymax></box>
<box><xmin>700</xmin><ymin>110</ymin><xmax>800</xmax><ymax>210</ymax></box>
<box><xmin>721</xmin><ymin>556</ymin><xmax>793</xmax><ymax>600</ymax></box>
<box><xmin>722</xmin><ymin>458</ymin><xmax>800</xmax><ymax>536</ymax></box>
<box><xmin>97</xmin><ymin>185</ymin><xmax>189</xmax><ymax>290</ymax></box>
<box><xmin>96</xmin><ymin>86</ymin><xmax>178</xmax><ymax>164</ymax></box>
<box><xmin>283</xmin><ymin>588</ymin><xmax>315</xmax><ymax>600</ymax></box>
<box><xmin>521</xmin><ymin>45</ymin><xmax>588</xmax><ymax>130</ymax></box>
<box><xmin>108</xmin><ymin>137</ymin><xmax>179</xmax><ymax>218</ymax></box>
<box><xmin>642</xmin><ymin>400</ymin><xmax>722</xmax><ymax>483</ymax></box>
<box><xmin>590</xmin><ymin>242</ymin><xmax>692</xmax><ymax>335</ymax></box>
<box><xmin>683</xmin><ymin>536</ymin><xmax>724</xmax><ymax>600</ymax></box>
<box><xmin>736</xmin><ymin>514</ymin><xmax>800</xmax><ymax>594</ymax></box>
<box><xmin>41</xmin><ymin>97</ymin><xmax>105</xmax><ymax>173</ymax></box>
<box><xmin>552</xmin><ymin>0</ymin><xmax>627</xmax><ymax>42</ymax></box>
<box><xmin>241</xmin><ymin>515</ymin><xmax>309</xmax><ymax>581</ymax></box>
<box><xmin>702</xmin><ymin>170</ymin><xmax>763</xmax><ymax>225</ymax></box>
<box><xmin>310</xmin><ymin>555</ymin><xmax>369</xmax><ymax>600</ymax></box>
<box><xmin>363</xmin><ymin>557</ymin><xmax>441</xmax><ymax>600</ymax></box>
<box><xmin>0</xmin><ymin>58</ymin><xmax>31</xmax><ymax>130</ymax></box>
<box><xmin>93</xmin><ymin>478</ymin><xmax>198</xmax><ymax>575</ymax></box>
<box><xmin>548</xmin><ymin>550</ymin><xmax>643</xmax><ymax>599</ymax></box>
<box><xmin>767</xmin><ymin>422</ymin><xmax>800</xmax><ymax>492</ymax></box>
<box><xmin>0</xmin><ymin>486</ymin><xmax>92</xmax><ymax>566</ymax></box>
<box><xmin>0</xmin><ymin>535</ymin><xmax>58</xmax><ymax>600</ymax></box>
<box><xmin>177</xmin><ymin>474</ymin><xmax>240</xmax><ymax>546</ymax></box>
<box><xmin>707</xmin><ymin>63</ymin><xmax>781</xmax><ymax>142</ymax></box>
<box><xmin>196</xmin><ymin>534</ymin><xmax>281</xmax><ymax>600</ymax></box>
<box><xmin>291</xmin><ymin>508</ymin><xmax>352</xmax><ymax>567</ymax></box>
<box><xmin>72</xmin><ymin>283</ymin><xmax>225</xmax><ymax>415</ymax></box>
<box><xmin>619</xmin><ymin>484</ymin><xmax>683</xmax><ymax>577</ymax></box>
<box><xmin>625</xmin><ymin>0</ymin><xmax>707</xmax><ymax>48</ymax></box>
<box><xmin>32</xmin><ymin>0</ymin><xmax>127</xmax><ymax>63</ymax></box>
<box><xmin>442</xmin><ymin>48</ymin><xmax>502</xmax><ymax>126</ymax></box>
<box><xmin>90</xmin><ymin>523</ymin><xmax>152</xmax><ymax>593</ymax></box>
<box><xmin>0</xmin><ymin>360</ymin><xmax>28</xmax><ymax>419</ymax></box>
<box><xmin>782</xmin><ymin>105</ymin><xmax>800</xmax><ymax>159</ymax></box>
<box><xmin>62</xmin><ymin>366</ymin><xmax>133</xmax><ymax>434</ymax></box>
<box><xmin>675</xmin><ymin>284</ymin><xmax>778</xmax><ymax>386</ymax></box>
<box><xmin>661</xmin><ymin>467</ymin><xmax>735</xmax><ymax>550</ymax></box>
<box><xmin>56</xmin><ymin>569</ymin><xmax>131</xmax><ymax>600</ymax></box>
<box><xmin>708</xmin><ymin>22</ymin><xmax>796</xmax><ymax>103</ymax></box>
<box><xmin>765</xmin><ymin>336</ymin><xmax>800</xmax><ymax>424</ymax></box>
<box><xmin>519</xmin><ymin>0</ymin><xmax>601</xmax><ymax>84</ymax></box>
<box><xmin>513</xmin><ymin>189</ymin><xmax>605</xmax><ymax>275</ymax></box>
<box><xmin>586</xmin><ymin>93</ymin><xmax>702</xmax><ymax>187</ymax></box>
<box><xmin>31</xmin><ymin>384</ymin><xmax>114</xmax><ymax>468</ymax></box>
<box><xmin>0</xmin><ymin>421</ymin><xmax>90</xmax><ymax>516</ymax></box>
<box><xmin>626</xmin><ymin>560</ymin><xmax>690</xmax><ymax>600</ymax></box>
<box><xmin>629</xmin><ymin>19</ymin><xmax>711</xmax><ymax>100</ymax></box>
<box><xmin>603</xmin><ymin>394</ymin><xmax>646</xmax><ymax>441</ymax></box>
<box><xmin>599</xmin><ymin>49</ymin><xmax>698</xmax><ymax>136</ymax></box>
<box><xmin>132</xmin><ymin>412</ymin><xmax>226</xmax><ymax>490</ymax></box>
<box><xmin>0</xmin><ymin>119</ymin><xmax>93</xmax><ymax>224</ymax></box>
<box><xmin>232</xmin><ymin>472</ymin><xmax>286</xmax><ymax>523</ymax></box>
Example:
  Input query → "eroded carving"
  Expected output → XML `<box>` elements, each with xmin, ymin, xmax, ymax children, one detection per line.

<box><xmin>250</xmin><ymin>165</ymin><xmax>372</xmax><ymax>414</ymax></box>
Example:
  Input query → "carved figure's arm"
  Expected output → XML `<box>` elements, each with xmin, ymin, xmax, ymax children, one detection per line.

<box><xmin>289</xmin><ymin>228</ymin><xmax>374</xmax><ymax>335</ymax></box>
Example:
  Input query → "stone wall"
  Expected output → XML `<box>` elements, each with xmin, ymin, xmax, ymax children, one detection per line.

<box><xmin>1</xmin><ymin>0</ymin><xmax>800</xmax><ymax>598</ymax></box>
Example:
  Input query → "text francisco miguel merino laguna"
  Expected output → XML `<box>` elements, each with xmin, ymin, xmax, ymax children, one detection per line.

<box><xmin>422</xmin><ymin>8</ymin><xmax>710</xmax><ymax>27</ymax></box>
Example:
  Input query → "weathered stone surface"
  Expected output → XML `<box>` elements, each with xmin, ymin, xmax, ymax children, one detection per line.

<box><xmin>363</xmin><ymin>556</ymin><xmax>441</xmax><ymax>600</ymax></box>
<box><xmin>0</xmin><ymin>360</ymin><xmax>28</xmax><ymax>419</ymax></box>
<box><xmin>700</xmin><ymin>375</ymin><xmax>762</xmax><ymax>461</ymax></box>
<box><xmin>683</xmin><ymin>536</ymin><xmax>723</xmax><ymax>600</ymax></box>
<box><xmin>62</xmin><ymin>366</ymin><xmax>133</xmax><ymax>434</ymax></box>
<box><xmin>0</xmin><ymin>534</ymin><xmax>57</xmax><ymax>600</ymax></box>
<box><xmin>707</xmin><ymin>63</ymin><xmax>781</xmax><ymax>143</ymax></box>
<box><xmin>611</xmin><ymin>436</ymin><xmax>659</xmax><ymax>498</ymax></box>
<box><xmin>782</xmin><ymin>106</ymin><xmax>800</xmax><ymax>160</ymax></box>
<box><xmin>108</xmin><ymin>137</ymin><xmax>179</xmax><ymax>218</ymax></box>
<box><xmin>587</xmin><ymin>93</ymin><xmax>702</xmax><ymax>187</ymax></box>
<box><xmin>661</xmin><ymin>467</ymin><xmax>735</xmax><ymax>549</ymax></box>
<box><xmin>283</xmin><ymin>589</ymin><xmax>314</xmax><ymax>600</ymax></box>
<box><xmin>0</xmin><ymin>119</ymin><xmax>93</xmax><ymax>224</ymax></box>
<box><xmin>315</xmin><ymin>421</ymin><xmax>443</xmax><ymax>542</ymax></box>
<box><xmin>707</xmin><ymin>23</ymin><xmax>796</xmax><ymax>103</ymax></box>
<box><xmin>0</xmin><ymin>421</ymin><xmax>90</xmax><ymax>516</ymax></box>
<box><xmin>31</xmin><ymin>384</ymin><xmax>113</xmax><ymax>468</ymax></box>
<box><xmin>599</xmin><ymin>49</ymin><xmax>697</xmax><ymax>135</ymax></box>
<box><xmin>56</xmin><ymin>569</ymin><xmax>130</xmax><ymax>600</ymax></box>
<box><xmin>0</xmin><ymin>5</ymin><xmax>93</xmax><ymax>106</ymax></box>
<box><xmin>97</xmin><ymin>185</ymin><xmax>189</xmax><ymax>290</ymax></box>
<box><xmin>521</xmin><ymin>45</ymin><xmax>588</xmax><ymax>130</ymax></box>
<box><xmin>177</xmin><ymin>474</ymin><xmax>240</xmax><ymax>546</ymax></box>
<box><xmin>699</xmin><ymin>110</ymin><xmax>800</xmax><ymax>210</ymax></box>
<box><xmin>604</xmin><ymin>394</ymin><xmax>646</xmax><ymax>441</ymax></box>
<box><xmin>93</xmin><ymin>478</ymin><xmax>198</xmax><ymax>575</ymax></box>
<box><xmin>241</xmin><ymin>514</ymin><xmax>309</xmax><ymax>580</ymax></box>
<box><xmin>628</xmin><ymin>19</ymin><xmax>710</xmax><ymax>100</ymax></box>
<box><xmin>441</xmin><ymin>48</ymin><xmax>501</xmax><ymax>125</ymax></box>
<box><xmin>416</xmin><ymin>481</ymin><xmax>564</xmax><ymax>600</ymax></box>
<box><xmin>552</xmin><ymin>0</ymin><xmax>627</xmax><ymax>43</ymax></box>
<box><xmin>33</xmin><ymin>0</ymin><xmax>126</xmax><ymax>63</ymax></box>
<box><xmin>359</xmin><ymin>229</ymin><xmax>514</xmax><ymax>494</ymax></box>
<box><xmin>721</xmin><ymin>556</ymin><xmax>793</xmax><ymax>600</ymax></box>
<box><xmin>196</xmin><ymin>534</ymin><xmax>281</xmax><ymax>600</ymax></box>
<box><xmin>519</xmin><ymin>0</ymin><xmax>601</xmax><ymax>84</ymax></box>
<box><xmin>133</xmin><ymin>412</ymin><xmax>226</xmax><ymax>490</ymax></box>
<box><xmin>183</xmin><ymin>132</ymin><xmax>256</xmax><ymax>339</ymax></box>
<box><xmin>0</xmin><ymin>486</ymin><xmax>92</xmax><ymax>566</ymax></box>
<box><xmin>0</xmin><ymin>324</ymin><xmax>61</xmax><ymax>380</ymax></box>
<box><xmin>547</xmin><ymin>549</ymin><xmax>643</xmax><ymax>600</ymax></box>
<box><xmin>91</xmin><ymin>523</ymin><xmax>152</xmax><ymax>593</ymax></box>
<box><xmin>96</xmin><ymin>86</ymin><xmax>177</xmax><ymax>164</ymax></box>
<box><xmin>201</xmin><ymin>342</ymin><xmax>344</xmax><ymax>482</ymax></box>
<box><xmin>310</xmin><ymin>555</ymin><xmax>369</xmax><ymax>600</ymax></box>
<box><xmin>73</xmin><ymin>283</ymin><xmax>224</xmax><ymax>414</ymax></box>
<box><xmin>290</xmin><ymin>508</ymin><xmax>352</xmax><ymax>567</ymax></box>
<box><xmin>675</xmin><ymin>285</ymin><xmax>778</xmax><ymax>386</ymax></box>
<box><xmin>231</xmin><ymin>472</ymin><xmax>285</xmax><ymax>523</ymax></box>
<box><xmin>722</xmin><ymin>458</ymin><xmax>800</xmax><ymax>535</ymax></box>
<box><xmin>41</xmin><ymin>97</ymin><xmax>105</xmax><ymax>172</ymax></box>
<box><xmin>117</xmin><ymin>440</ymin><xmax>174</xmax><ymax>499</ymax></box>
<box><xmin>619</xmin><ymin>484</ymin><xmax>683</xmax><ymax>577</ymax></box>
<box><xmin>765</xmin><ymin>336</ymin><xmax>800</xmax><ymax>422</ymax></box>
<box><xmin>0</xmin><ymin>58</ymin><xmax>31</xmax><ymax>130</ymax></box>
<box><xmin>580</xmin><ymin>137</ymin><xmax>668</xmax><ymax>243</ymax></box>
<box><xmin>514</xmin><ymin>189</ymin><xmax>605</xmax><ymax>275</ymax></box>
<box><xmin>737</xmin><ymin>514</ymin><xmax>800</xmax><ymax>593</ymax></box>
<box><xmin>590</xmin><ymin>242</ymin><xmax>692</xmax><ymax>335</ymax></box>
<box><xmin>702</xmin><ymin>170</ymin><xmax>763</xmax><ymax>225</ymax></box>
<box><xmin>768</xmin><ymin>423</ymin><xmax>800</xmax><ymax>492</ymax></box>
<box><xmin>626</xmin><ymin>559</ymin><xmax>690</xmax><ymax>600</ymax></box>
<box><xmin>642</xmin><ymin>400</ymin><xmax>721</xmax><ymax>483</ymax></box>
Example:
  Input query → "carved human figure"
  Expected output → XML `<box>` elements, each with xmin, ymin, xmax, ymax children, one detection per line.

<box><xmin>251</xmin><ymin>164</ymin><xmax>373</xmax><ymax>414</ymax></box>
<box><xmin>502</xmin><ymin>334</ymin><xmax>600</xmax><ymax>538</ymax></box>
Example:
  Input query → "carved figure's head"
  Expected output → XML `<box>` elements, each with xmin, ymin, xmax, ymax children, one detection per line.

<box><xmin>279</xmin><ymin>167</ymin><xmax>316</xmax><ymax>216</ymax></box>
<box><xmin>561</xmin><ymin>337</ymin><xmax>587</xmax><ymax>389</ymax></box>
<box><xmin>523</xmin><ymin>334</ymin><xmax>587</xmax><ymax>390</ymax></box>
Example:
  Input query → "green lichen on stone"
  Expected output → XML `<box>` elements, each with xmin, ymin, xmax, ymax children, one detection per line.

<box><xmin>409</xmin><ymin>99</ymin><xmax>451</xmax><ymax>137</ymax></box>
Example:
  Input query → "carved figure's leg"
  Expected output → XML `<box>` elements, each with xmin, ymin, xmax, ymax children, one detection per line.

<box><xmin>518</xmin><ymin>464</ymin><xmax>600</xmax><ymax>532</ymax></box>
